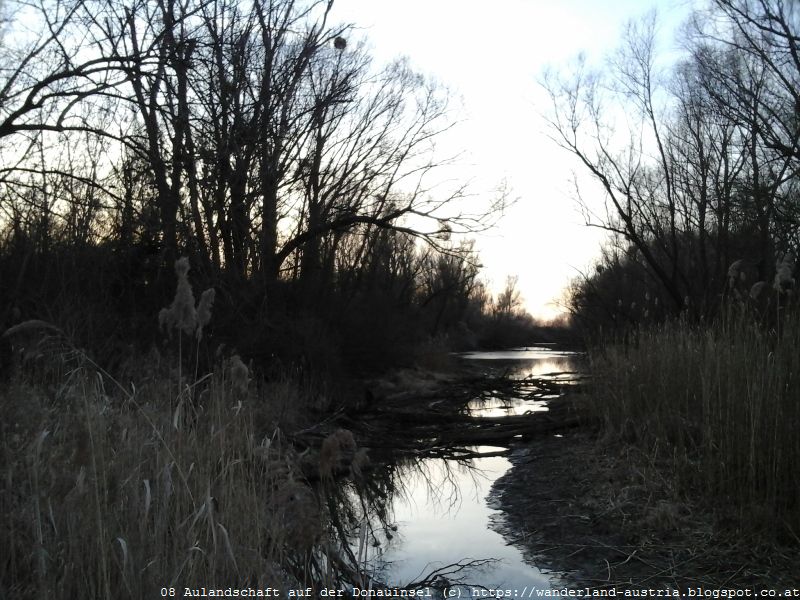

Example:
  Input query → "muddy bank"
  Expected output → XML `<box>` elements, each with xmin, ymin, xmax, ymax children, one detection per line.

<box><xmin>492</xmin><ymin>398</ymin><xmax>799</xmax><ymax>590</ymax></box>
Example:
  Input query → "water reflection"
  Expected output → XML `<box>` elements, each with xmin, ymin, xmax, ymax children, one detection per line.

<box><xmin>467</xmin><ymin>396</ymin><xmax>550</xmax><ymax>417</ymax></box>
<box><xmin>377</xmin><ymin>449</ymin><xmax>551</xmax><ymax>590</ymax></box>
<box><xmin>459</xmin><ymin>347</ymin><xmax>583</xmax><ymax>381</ymax></box>
<box><xmin>463</xmin><ymin>348</ymin><xmax>583</xmax><ymax>418</ymax></box>
<box><xmin>339</xmin><ymin>347</ymin><xmax>582</xmax><ymax>592</ymax></box>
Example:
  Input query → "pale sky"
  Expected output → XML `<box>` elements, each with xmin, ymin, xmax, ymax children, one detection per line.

<box><xmin>330</xmin><ymin>0</ymin><xmax>693</xmax><ymax>320</ymax></box>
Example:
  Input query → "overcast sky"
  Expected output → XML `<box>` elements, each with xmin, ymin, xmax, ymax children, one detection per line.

<box><xmin>329</xmin><ymin>0</ymin><xmax>693</xmax><ymax>320</ymax></box>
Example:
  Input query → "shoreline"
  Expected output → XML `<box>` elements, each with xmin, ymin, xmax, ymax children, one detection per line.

<box><xmin>491</xmin><ymin>398</ymin><xmax>799</xmax><ymax>590</ymax></box>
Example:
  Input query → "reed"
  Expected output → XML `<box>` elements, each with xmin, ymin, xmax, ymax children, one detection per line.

<box><xmin>590</xmin><ymin>308</ymin><xmax>800</xmax><ymax>538</ymax></box>
<box><xmin>0</xmin><ymin>355</ymin><xmax>339</xmax><ymax>598</ymax></box>
<box><xmin>0</xmin><ymin>259</ymin><xmax>345</xmax><ymax>598</ymax></box>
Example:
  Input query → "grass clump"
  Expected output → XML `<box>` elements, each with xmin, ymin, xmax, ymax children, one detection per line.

<box><xmin>590</xmin><ymin>308</ymin><xmax>800</xmax><ymax>540</ymax></box>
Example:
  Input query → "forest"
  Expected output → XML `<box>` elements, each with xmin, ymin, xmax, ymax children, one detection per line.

<box><xmin>0</xmin><ymin>0</ymin><xmax>554</xmax><ymax>596</ymax></box>
<box><xmin>0</xmin><ymin>0</ymin><xmax>551</xmax><ymax>375</ymax></box>
<box><xmin>1</xmin><ymin>0</ymin><xmax>799</xmax><ymax>595</ymax></box>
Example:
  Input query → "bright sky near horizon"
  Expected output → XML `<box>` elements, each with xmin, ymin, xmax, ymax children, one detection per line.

<box><xmin>329</xmin><ymin>0</ymin><xmax>694</xmax><ymax>321</ymax></box>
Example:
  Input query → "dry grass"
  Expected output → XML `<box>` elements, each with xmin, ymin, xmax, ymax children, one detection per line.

<box><xmin>0</xmin><ymin>353</ymin><xmax>342</xmax><ymax>598</ymax></box>
<box><xmin>589</xmin><ymin>307</ymin><xmax>800</xmax><ymax>541</ymax></box>
<box><xmin>0</xmin><ymin>259</ymin><xmax>389</xmax><ymax>598</ymax></box>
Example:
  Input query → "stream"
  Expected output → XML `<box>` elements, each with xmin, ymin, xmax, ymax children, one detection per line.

<box><xmin>360</xmin><ymin>346</ymin><xmax>584</xmax><ymax>593</ymax></box>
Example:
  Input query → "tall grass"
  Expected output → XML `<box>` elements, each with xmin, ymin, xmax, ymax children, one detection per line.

<box><xmin>590</xmin><ymin>308</ymin><xmax>800</xmax><ymax>538</ymax></box>
<box><xmin>0</xmin><ymin>256</ymin><xmax>371</xmax><ymax>597</ymax></box>
<box><xmin>0</xmin><ymin>254</ymin><xmax>420</xmax><ymax>598</ymax></box>
<box><xmin>0</xmin><ymin>354</ymin><xmax>339</xmax><ymax>598</ymax></box>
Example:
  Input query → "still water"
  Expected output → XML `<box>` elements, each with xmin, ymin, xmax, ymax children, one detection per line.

<box><xmin>373</xmin><ymin>347</ymin><xmax>582</xmax><ymax>591</ymax></box>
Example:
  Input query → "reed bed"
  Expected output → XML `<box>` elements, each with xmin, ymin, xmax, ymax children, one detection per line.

<box><xmin>590</xmin><ymin>309</ymin><xmax>800</xmax><ymax>539</ymax></box>
<box><xmin>0</xmin><ymin>349</ymin><xmax>337</xmax><ymax>599</ymax></box>
<box><xmin>0</xmin><ymin>258</ymin><xmax>388</xmax><ymax>598</ymax></box>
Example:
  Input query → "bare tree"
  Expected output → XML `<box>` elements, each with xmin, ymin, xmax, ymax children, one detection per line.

<box><xmin>691</xmin><ymin>0</ymin><xmax>800</xmax><ymax>268</ymax></box>
<box><xmin>542</xmin><ymin>12</ymin><xmax>687</xmax><ymax>312</ymax></box>
<box><xmin>493</xmin><ymin>275</ymin><xmax>523</xmax><ymax>321</ymax></box>
<box><xmin>0</xmin><ymin>0</ymin><xmax>131</xmax><ymax>206</ymax></box>
<box><xmin>95</xmin><ymin>0</ymin><xmax>498</xmax><ymax>288</ymax></box>
<box><xmin>558</xmin><ymin>2</ymin><xmax>800</xmax><ymax>327</ymax></box>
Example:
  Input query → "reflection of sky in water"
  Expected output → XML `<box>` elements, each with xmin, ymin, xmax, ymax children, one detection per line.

<box><xmin>467</xmin><ymin>397</ymin><xmax>550</xmax><ymax>417</ymax></box>
<box><xmin>460</xmin><ymin>346</ymin><xmax>574</xmax><ymax>359</ymax></box>
<box><xmin>459</xmin><ymin>348</ymin><xmax>583</xmax><ymax>379</ymax></box>
<box><xmin>371</xmin><ymin>348</ymin><xmax>586</xmax><ymax>591</ymax></box>
<box><xmin>380</xmin><ymin>448</ymin><xmax>551</xmax><ymax>590</ymax></box>
<box><xmin>464</xmin><ymin>349</ymin><xmax>583</xmax><ymax>417</ymax></box>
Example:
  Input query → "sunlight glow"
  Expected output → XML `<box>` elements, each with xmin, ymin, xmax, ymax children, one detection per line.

<box><xmin>330</xmin><ymin>0</ymin><xmax>692</xmax><ymax>320</ymax></box>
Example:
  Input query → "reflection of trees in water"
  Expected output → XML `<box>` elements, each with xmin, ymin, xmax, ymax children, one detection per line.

<box><xmin>311</xmin><ymin>354</ymin><xmax>588</xmax><ymax>589</ymax></box>
<box><xmin>313</xmin><ymin>453</ymin><xmax>397</xmax><ymax>586</ymax></box>
<box><xmin>465</xmin><ymin>355</ymin><xmax>581</xmax><ymax>382</ymax></box>
<box><xmin>394</xmin><ymin>452</ymin><xmax>493</xmax><ymax>516</ymax></box>
<box><xmin>319</xmin><ymin>450</ymin><xmax>499</xmax><ymax>591</ymax></box>
<box><xmin>503</xmin><ymin>358</ymin><xmax>579</xmax><ymax>379</ymax></box>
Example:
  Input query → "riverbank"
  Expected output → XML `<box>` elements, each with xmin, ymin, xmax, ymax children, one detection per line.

<box><xmin>492</xmin><ymin>394</ymin><xmax>800</xmax><ymax>590</ymax></box>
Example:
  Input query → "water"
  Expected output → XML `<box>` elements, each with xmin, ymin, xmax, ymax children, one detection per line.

<box><xmin>462</xmin><ymin>347</ymin><xmax>585</xmax><ymax>418</ymax></box>
<box><xmin>459</xmin><ymin>347</ymin><xmax>584</xmax><ymax>380</ymax></box>
<box><xmin>371</xmin><ymin>346</ymin><xmax>582</xmax><ymax>592</ymax></box>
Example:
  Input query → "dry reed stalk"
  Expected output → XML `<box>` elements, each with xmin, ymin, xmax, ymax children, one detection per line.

<box><xmin>590</xmin><ymin>309</ymin><xmax>800</xmax><ymax>538</ymax></box>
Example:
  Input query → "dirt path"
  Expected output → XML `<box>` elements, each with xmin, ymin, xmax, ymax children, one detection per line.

<box><xmin>491</xmin><ymin>399</ymin><xmax>799</xmax><ymax>591</ymax></box>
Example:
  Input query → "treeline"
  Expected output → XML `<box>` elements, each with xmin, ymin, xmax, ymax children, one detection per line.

<box><xmin>548</xmin><ymin>0</ymin><xmax>800</xmax><ymax>546</ymax></box>
<box><xmin>0</xmin><ymin>0</ymin><xmax>530</xmax><ymax>374</ymax></box>
<box><xmin>0</xmin><ymin>226</ymin><xmax>536</xmax><ymax>376</ymax></box>
<box><xmin>545</xmin><ymin>0</ymin><xmax>798</xmax><ymax>331</ymax></box>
